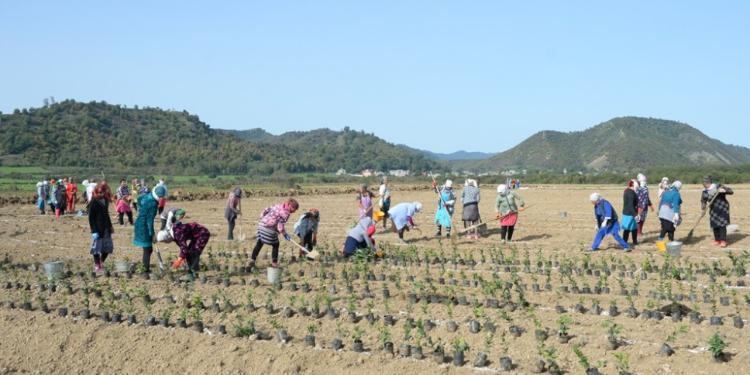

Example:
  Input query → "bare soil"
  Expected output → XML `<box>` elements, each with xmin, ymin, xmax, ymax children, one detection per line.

<box><xmin>0</xmin><ymin>184</ymin><xmax>748</xmax><ymax>374</ymax></box>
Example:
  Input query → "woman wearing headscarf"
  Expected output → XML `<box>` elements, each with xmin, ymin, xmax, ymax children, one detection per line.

<box><xmin>36</xmin><ymin>181</ymin><xmax>47</xmax><ymax>215</ymax></box>
<box><xmin>53</xmin><ymin>179</ymin><xmax>67</xmax><ymax>219</ymax></box>
<box><xmin>133</xmin><ymin>184</ymin><xmax>167</xmax><ymax>275</ymax></box>
<box><xmin>249</xmin><ymin>198</ymin><xmax>299</xmax><ymax>269</ymax></box>
<box><xmin>357</xmin><ymin>184</ymin><xmax>375</xmax><ymax>220</ymax></box>
<box><xmin>495</xmin><ymin>184</ymin><xmax>525</xmax><ymax>243</ymax></box>
<box><xmin>635</xmin><ymin>173</ymin><xmax>653</xmax><ymax>236</ymax></box>
<box><xmin>342</xmin><ymin>216</ymin><xmax>377</xmax><ymax>257</ymax></box>
<box><xmin>701</xmin><ymin>176</ymin><xmax>734</xmax><ymax>248</ymax></box>
<box><xmin>89</xmin><ymin>181</ymin><xmax>114</xmax><ymax>274</ymax></box>
<box><xmin>658</xmin><ymin>180</ymin><xmax>683</xmax><ymax>242</ymax></box>
<box><xmin>225</xmin><ymin>187</ymin><xmax>242</xmax><ymax>240</ymax></box>
<box><xmin>657</xmin><ymin>177</ymin><xmax>670</xmax><ymax>199</ymax></box>
<box><xmin>590</xmin><ymin>193</ymin><xmax>630</xmax><ymax>251</ymax></box>
<box><xmin>116</xmin><ymin>179</ymin><xmax>134</xmax><ymax>225</ymax></box>
<box><xmin>433</xmin><ymin>179</ymin><xmax>456</xmax><ymax>237</ymax></box>
<box><xmin>66</xmin><ymin>177</ymin><xmax>77</xmax><ymax>214</ymax></box>
<box><xmin>378</xmin><ymin>177</ymin><xmax>392</xmax><ymax>229</ymax></box>
<box><xmin>170</xmin><ymin>209</ymin><xmax>211</xmax><ymax>281</ymax></box>
<box><xmin>461</xmin><ymin>179</ymin><xmax>481</xmax><ymax>240</ymax></box>
<box><xmin>621</xmin><ymin>180</ymin><xmax>639</xmax><ymax>246</ymax></box>
<box><xmin>389</xmin><ymin>201</ymin><xmax>423</xmax><ymax>243</ymax></box>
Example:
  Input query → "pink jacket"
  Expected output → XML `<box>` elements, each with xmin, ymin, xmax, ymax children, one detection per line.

<box><xmin>259</xmin><ymin>203</ymin><xmax>292</xmax><ymax>233</ymax></box>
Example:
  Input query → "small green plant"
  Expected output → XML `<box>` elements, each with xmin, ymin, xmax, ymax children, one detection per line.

<box><xmin>613</xmin><ymin>352</ymin><xmax>630</xmax><ymax>373</ymax></box>
<box><xmin>572</xmin><ymin>345</ymin><xmax>590</xmax><ymax>370</ymax></box>
<box><xmin>557</xmin><ymin>314</ymin><xmax>573</xmax><ymax>336</ymax></box>
<box><xmin>379</xmin><ymin>324</ymin><xmax>392</xmax><ymax>344</ymax></box>
<box><xmin>665</xmin><ymin>324</ymin><xmax>689</xmax><ymax>344</ymax></box>
<box><xmin>452</xmin><ymin>337</ymin><xmax>469</xmax><ymax>353</ymax></box>
<box><xmin>307</xmin><ymin>323</ymin><xmax>318</xmax><ymax>335</ymax></box>
<box><xmin>352</xmin><ymin>326</ymin><xmax>365</xmax><ymax>341</ymax></box>
<box><xmin>708</xmin><ymin>332</ymin><xmax>727</xmax><ymax>359</ymax></box>
<box><xmin>602</xmin><ymin>319</ymin><xmax>622</xmax><ymax>340</ymax></box>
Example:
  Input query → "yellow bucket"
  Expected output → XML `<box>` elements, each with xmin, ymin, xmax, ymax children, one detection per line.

<box><xmin>656</xmin><ymin>241</ymin><xmax>667</xmax><ymax>252</ymax></box>
<box><xmin>374</xmin><ymin>210</ymin><xmax>385</xmax><ymax>222</ymax></box>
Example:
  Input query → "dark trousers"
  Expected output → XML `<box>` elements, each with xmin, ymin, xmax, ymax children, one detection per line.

<box><xmin>227</xmin><ymin>218</ymin><xmax>236</xmax><ymax>240</ymax></box>
<box><xmin>93</xmin><ymin>252</ymin><xmax>109</xmax><ymax>264</ymax></box>
<box><xmin>300</xmin><ymin>232</ymin><xmax>314</xmax><ymax>251</ymax></box>
<box><xmin>186</xmin><ymin>252</ymin><xmax>201</xmax><ymax>274</ymax></box>
<box><xmin>142</xmin><ymin>246</ymin><xmax>153</xmax><ymax>273</ymax></box>
<box><xmin>251</xmin><ymin>239</ymin><xmax>279</xmax><ymax>263</ymax></box>
<box><xmin>659</xmin><ymin>219</ymin><xmax>675</xmax><ymax>241</ymax></box>
<box><xmin>118</xmin><ymin>211</ymin><xmax>133</xmax><ymax>225</ymax></box>
<box><xmin>623</xmin><ymin>230</ymin><xmax>638</xmax><ymax>245</ymax></box>
<box><xmin>500</xmin><ymin>225</ymin><xmax>515</xmax><ymax>241</ymax></box>
<box><xmin>713</xmin><ymin>226</ymin><xmax>727</xmax><ymax>241</ymax></box>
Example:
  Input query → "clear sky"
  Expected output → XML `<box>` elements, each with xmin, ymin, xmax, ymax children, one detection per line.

<box><xmin>1</xmin><ymin>1</ymin><xmax>748</xmax><ymax>153</ymax></box>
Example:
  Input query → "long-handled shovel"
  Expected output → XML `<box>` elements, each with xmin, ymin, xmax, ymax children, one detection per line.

<box><xmin>289</xmin><ymin>240</ymin><xmax>320</xmax><ymax>261</ymax></box>
<box><xmin>155</xmin><ymin>245</ymin><xmax>166</xmax><ymax>275</ymax></box>
<box><xmin>685</xmin><ymin>192</ymin><xmax>719</xmax><ymax>243</ymax></box>
<box><xmin>430</xmin><ymin>173</ymin><xmax>457</xmax><ymax>241</ymax></box>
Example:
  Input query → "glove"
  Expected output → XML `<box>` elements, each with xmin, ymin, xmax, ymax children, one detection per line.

<box><xmin>283</xmin><ymin>233</ymin><xmax>291</xmax><ymax>241</ymax></box>
<box><xmin>431</xmin><ymin>181</ymin><xmax>437</xmax><ymax>189</ymax></box>
<box><xmin>172</xmin><ymin>257</ymin><xmax>186</xmax><ymax>269</ymax></box>
<box><xmin>718</xmin><ymin>187</ymin><xmax>726</xmax><ymax>193</ymax></box>
<box><xmin>496</xmin><ymin>213</ymin><xmax>501</xmax><ymax>220</ymax></box>
<box><xmin>673</xmin><ymin>213</ymin><xmax>681</xmax><ymax>225</ymax></box>
<box><xmin>92</xmin><ymin>232</ymin><xmax>100</xmax><ymax>240</ymax></box>
<box><xmin>635</xmin><ymin>215</ymin><xmax>641</xmax><ymax>223</ymax></box>
<box><xmin>600</xmin><ymin>219</ymin><xmax>609</xmax><ymax>229</ymax></box>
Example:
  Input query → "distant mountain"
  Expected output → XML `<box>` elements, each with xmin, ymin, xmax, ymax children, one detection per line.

<box><xmin>421</xmin><ymin>150</ymin><xmax>495</xmax><ymax>161</ymax></box>
<box><xmin>0</xmin><ymin>101</ymin><xmax>440</xmax><ymax>174</ymax></box>
<box><xmin>221</xmin><ymin>128</ymin><xmax>275</xmax><ymax>143</ymax></box>
<box><xmin>456</xmin><ymin>117</ymin><xmax>750</xmax><ymax>172</ymax></box>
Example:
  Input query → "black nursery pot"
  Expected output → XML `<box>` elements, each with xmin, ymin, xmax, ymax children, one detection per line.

<box><xmin>499</xmin><ymin>356</ymin><xmax>513</xmax><ymax>371</ymax></box>
<box><xmin>304</xmin><ymin>335</ymin><xmax>316</xmax><ymax>347</ymax></box>
<box><xmin>446</xmin><ymin>320</ymin><xmax>458</xmax><ymax>332</ymax></box>
<box><xmin>111</xmin><ymin>313</ymin><xmax>122</xmax><ymax>323</ymax></box>
<box><xmin>734</xmin><ymin>315</ymin><xmax>744</xmax><ymax>329</ymax></box>
<box><xmin>146</xmin><ymin>316</ymin><xmax>157</xmax><ymax>326</ymax></box>
<box><xmin>411</xmin><ymin>345</ymin><xmax>424</xmax><ymax>359</ymax></box>
<box><xmin>218</xmin><ymin>325</ymin><xmax>227</xmax><ymax>334</ymax></box>
<box><xmin>58</xmin><ymin>307</ymin><xmax>68</xmax><ymax>317</ymax></box>
<box><xmin>399</xmin><ymin>343</ymin><xmax>411</xmax><ymax>357</ymax></box>
<box><xmin>330</xmin><ymin>338</ymin><xmax>343</xmax><ymax>350</ymax></box>
<box><xmin>127</xmin><ymin>314</ymin><xmax>137</xmax><ymax>325</ymax></box>
<box><xmin>689</xmin><ymin>312</ymin><xmax>702</xmax><ymax>324</ymax></box>
<box><xmin>473</xmin><ymin>352</ymin><xmax>488</xmax><ymax>367</ymax></box>
<box><xmin>160</xmin><ymin>318</ymin><xmax>169</xmax><ymax>327</ymax></box>
<box><xmin>710</xmin><ymin>316</ymin><xmax>723</xmax><ymax>326</ymax></box>
<box><xmin>469</xmin><ymin>320</ymin><xmax>481</xmax><ymax>333</ymax></box>
<box><xmin>177</xmin><ymin>319</ymin><xmax>187</xmax><ymax>328</ymax></box>
<box><xmin>383</xmin><ymin>341</ymin><xmax>394</xmax><ymax>355</ymax></box>
<box><xmin>659</xmin><ymin>343</ymin><xmax>674</xmax><ymax>357</ymax></box>
<box><xmin>453</xmin><ymin>350</ymin><xmax>465</xmax><ymax>366</ymax></box>
<box><xmin>535</xmin><ymin>329</ymin><xmax>548</xmax><ymax>342</ymax></box>
<box><xmin>351</xmin><ymin>339</ymin><xmax>364</xmax><ymax>353</ymax></box>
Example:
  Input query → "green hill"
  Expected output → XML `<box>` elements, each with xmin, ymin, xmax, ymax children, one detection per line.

<box><xmin>456</xmin><ymin>117</ymin><xmax>750</xmax><ymax>172</ymax></box>
<box><xmin>0</xmin><ymin>100</ymin><xmax>439</xmax><ymax>175</ymax></box>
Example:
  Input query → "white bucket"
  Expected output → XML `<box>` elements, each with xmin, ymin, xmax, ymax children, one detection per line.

<box><xmin>666</xmin><ymin>241</ymin><xmax>682</xmax><ymax>258</ymax></box>
<box><xmin>727</xmin><ymin>224</ymin><xmax>739</xmax><ymax>234</ymax></box>
<box><xmin>267</xmin><ymin>267</ymin><xmax>282</xmax><ymax>284</ymax></box>
<box><xmin>43</xmin><ymin>261</ymin><xmax>64</xmax><ymax>281</ymax></box>
<box><xmin>115</xmin><ymin>260</ymin><xmax>131</xmax><ymax>273</ymax></box>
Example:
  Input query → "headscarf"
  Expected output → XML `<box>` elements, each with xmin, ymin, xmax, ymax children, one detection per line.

<box><xmin>93</xmin><ymin>181</ymin><xmax>112</xmax><ymax>202</ymax></box>
<box><xmin>232</xmin><ymin>187</ymin><xmax>242</xmax><ymax>198</ymax></box>
<box><xmin>671</xmin><ymin>181</ymin><xmax>683</xmax><ymax>191</ymax></box>
<box><xmin>497</xmin><ymin>184</ymin><xmax>508</xmax><ymax>196</ymax></box>
<box><xmin>589</xmin><ymin>192</ymin><xmax>601</xmax><ymax>202</ymax></box>
<box><xmin>637</xmin><ymin>173</ymin><xmax>647</xmax><ymax>187</ymax></box>
<box><xmin>152</xmin><ymin>185</ymin><xmax>167</xmax><ymax>200</ymax></box>
<box><xmin>414</xmin><ymin>201</ymin><xmax>423</xmax><ymax>212</ymax></box>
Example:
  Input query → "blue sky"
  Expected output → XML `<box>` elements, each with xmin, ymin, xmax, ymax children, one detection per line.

<box><xmin>1</xmin><ymin>1</ymin><xmax>748</xmax><ymax>153</ymax></box>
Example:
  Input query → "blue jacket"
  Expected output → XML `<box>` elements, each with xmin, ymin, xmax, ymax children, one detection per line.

<box><xmin>594</xmin><ymin>199</ymin><xmax>619</xmax><ymax>227</ymax></box>
<box><xmin>658</xmin><ymin>187</ymin><xmax>682</xmax><ymax>222</ymax></box>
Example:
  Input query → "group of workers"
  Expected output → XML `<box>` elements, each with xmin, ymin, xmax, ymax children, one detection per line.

<box><xmin>34</xmin><ymin>171</ymin><xmax>737</xmax><ymax>278</ymax></box>
<box><xmin>589</xmin><ymin>174</ymin><xmax>734</xmax><ymax>252</ymax></box>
